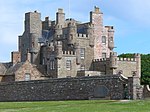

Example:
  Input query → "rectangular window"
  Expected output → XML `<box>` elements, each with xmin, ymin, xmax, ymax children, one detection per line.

<box><xmin>43</xmin><ymin>58</ymin><xmax>45</xmax><ymax>65</ymax></box>
<box><xmin>50</xmin><ymin>60</ymin><xmax>55</xmax><ymax>70</ymax></box>
<box><xmin>66</xmin><ymin>60</ymin><xmax>71</xmax><ymax>70</ymax></box>
<box><xmin>52</xmin><ymin>61</ymin><xmax>55</xmax><ymax>70</ymax></box>
<box><xmin>102</xmin><ymin>53</ymin><xmax>106</xmax><ymax>58</ymax></box>
<box><xmin>102</xmin><ymin>36</ymin><xmax>106</xmax><ymax>44</ymax></box>
<box><xmin>80</xmin><ymin>48</ymin><xmax>85</xmax><ymax>59</ymax></box>
<box><xmin>25</xmin><ymin>73</ymin><xmax>31</xmax><ymax>81</ymax></box>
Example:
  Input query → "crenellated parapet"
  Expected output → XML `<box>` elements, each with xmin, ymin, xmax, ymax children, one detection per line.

<box><xmin>77</xmin><ymin>33</ymin><xmax>89</xmax><ymax>38</ymax></box>
<box><xmin>92</xmin><ymin>58</ymin><xmax>109</xmax><ymax>62</ymax></box>
<box><xmin>117</xmin><ymin>57</ymin><xmax>137</xmax><ymax>62</ymax></box>
<box><xmin>62</xmin><ymin>51</ymin><xmax>76</xmax><ymax>56</ymax></box>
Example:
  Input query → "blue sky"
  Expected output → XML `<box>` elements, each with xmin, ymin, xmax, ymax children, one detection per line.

<box><xmin>0</xmin><ymin>0</ymin><xmax>150</xmax><ymax>62</ymax></box>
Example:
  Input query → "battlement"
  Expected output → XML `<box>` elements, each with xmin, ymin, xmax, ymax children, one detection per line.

<box><xmin>92</xmin><ymin>58</ymin><xmax>109</xmax><ymax>62</ymax></box>
<box><xmin>77</xmin><ymin>33</ymin><xmax>89</xmax><ymax>38</ymax></box>
<box><xmin>62</xmin><ymin>51</ymin><xmax>75</xmax><ymax>55</ymax></box>
<box><xmin>93</xmin><ymin>57</ymin><xmax>137</xmax><ymax>62</ymax></box>
<box><xmin>134</xmin><ymin>53</ymin><xmax>140</xmax><ymax>58</ymax></box>
<box><xmin>117</xmin><ymin>57</ymin><xmax>136</xmax><ymax>62</ymax></box>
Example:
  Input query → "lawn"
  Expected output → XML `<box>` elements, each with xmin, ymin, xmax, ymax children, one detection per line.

<box><xmin>0</xmin><ymin>100</ymin><xmax>149</xmax><ymax>112</ymax></box>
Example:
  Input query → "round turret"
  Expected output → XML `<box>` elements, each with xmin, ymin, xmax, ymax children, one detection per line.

<box><xmin>29</xmin><ymin>33</ymin><xmax>39</xmax><ymax>53</ymax></box>
<box><xmin>107</xmin><ymin>26</ymin><xmax>115</xmax><ymax>50</ymax></box>
<box><xmin>87</xmin><ymin>24</ymin><xmax>94</xmax><ymax>47</ymax></box>
<box><xmin>109</xmin><ymin>52</ymin><xmax>117</xmax><ymax>69</ymax></box>
<box><xmin>54</xmin><ymin>24</ymin><xmax>63</xmax><ymax>40</ymax></box>
<box><xmin>67</xmin><ymin>22</ymin><xmax>77</xmax><ymax>45</ymax></box>
<box><xmin>55</xmin><ymin>41</ymin><xmax>62</xmax><ymax>59</ymax></box>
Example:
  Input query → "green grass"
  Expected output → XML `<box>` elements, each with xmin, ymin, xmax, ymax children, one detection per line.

<box><xmin>0</xmin><ymin>100</ymin><xmax>149</xmax><ymax>112</ymax></box>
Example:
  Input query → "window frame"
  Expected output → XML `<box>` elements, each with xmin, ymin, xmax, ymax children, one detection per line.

<box><xmin>102</xmin><ymin>53</ymin><xmax>107</xmax><ymax>58</ymax></box>
<box><xmin>102</xmin><ymin>36</ymin><xmax>106</xmax><ymax>44</ymax></box>
<box><xmin>66</xmin><ymin>60</ymin><xmax>71</xmax><ymax>70</ymax></box>
<box><xmin>80</xmin><ymin>48</ymin><xmax>85</xmax><ymax>59</ymax></box>
<box><xmin>50</xmin><ymin>60</ymin><xmax>55</xmax><ymax>70</ymax></box>
<box><xmin>25</xmin><ymin>73</ymin><xmax>31</xmax><ymax>81</ymax></box>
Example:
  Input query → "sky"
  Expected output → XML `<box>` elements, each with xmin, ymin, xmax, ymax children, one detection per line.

<box><xmin>0</xmin><ymin>0</ymin><xmax>150</xmax><ymax>62</ymax></box>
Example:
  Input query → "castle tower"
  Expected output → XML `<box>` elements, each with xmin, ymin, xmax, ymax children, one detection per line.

<box><xmin>55</xmin><ymin>41</ymin><xmax>62</xmax><ymax>59</ymax></box>
<box><xmin>20</xmin><ymin>11</ymin><xmax>42</xmax><ymax>64</ymax></box>
<box><xmin>54</xmin><ymin>24</ymin><xmax>63</xmax><ymax>40</ymax></box>
<box><xmin>29</xmin><ymin>33</ymin><xmax>40</xmax><ymax>64</ymax></box>
<box><xmin>109</xmin><ymin>52</ymin><xmax>118</xmax><ymax>74</ymax></box>
<box><xmin>25</xmin><ymin>11</ymin><xmax>42</xmax><ymax>36</ymax></box>
<box><xmin>67</xmin><ymin>22</ymin><xmax>77</xmax><ymax>45</ymax></box>
<box><xmin>87</xmin><ymin>23</ymin><xmax>94</xmax><ymax>47</ymax></box>
<box><xmin>134</xmin><ymin>53</ymin><xmax>141</xmax><ymax>78</ymax></box>
<box><xmin>90</xmin><ymin>6</ymin><xmax>103</xmax><ymax>59</ymax></box>
<box><xmin>42</xmin><ymin>17</ymin><xmax>51</xmax><ymax>30</ymax></box>
<box><xmin>107</xmin><ymin>26</ymin><xmax>115</xmax><ymax>50</ymax></box>
<box><xmin>11</xmin><ymin>51</ymin><xmax>21</xmax><ymax>65</ymax></box>
<box><xmin>54</xmin><ymin>8</ymin><xmax>65</xmax><ymax>41</ymax></box>
<box><xmin>56</xmin><ymin>8</ymin><xmax>65</xmax><ymax>25</ymax></box>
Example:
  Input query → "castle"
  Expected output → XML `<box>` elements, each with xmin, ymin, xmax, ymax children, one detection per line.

<box><xmin>0</xmin><ymin>7</ymin><xmax>145</xmax><ymax>101</ymax></box>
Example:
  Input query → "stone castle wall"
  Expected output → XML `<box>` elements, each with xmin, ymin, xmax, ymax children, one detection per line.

<box><xmin>117</xmin><ymin>60</ymin><xmax>137</xmax><ymax>77</ymax></box>
<box><xmin>143</xmin><ymin>85</ymin><xmax>150</xmax><ymax>99</ymax></box>
<box><xmin>0</xmin><ymin>75</ymin><xmax>127</xmax><ymax>101</ymax></box>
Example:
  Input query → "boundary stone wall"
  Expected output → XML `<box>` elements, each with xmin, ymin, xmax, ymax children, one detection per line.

<box><xmin>0</xmin><ymin>75</ymin><xmax>126</xmax><ymax>101</ymax></box>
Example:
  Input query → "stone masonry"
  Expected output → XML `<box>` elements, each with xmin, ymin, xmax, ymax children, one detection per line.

<box><xmin>0</xmin><ymin>6</ymin><xmax>144</xmax><ymax>100</ymax></box>
<box><xmin>0</xmin><ymin>75</ymin><xmax>127</xmax><ymax>101</ymax></box>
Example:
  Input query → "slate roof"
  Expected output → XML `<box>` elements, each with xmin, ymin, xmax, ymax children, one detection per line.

<box><xmin>0</xmin><ymin>62</ymin><xmax>12</xmax><ymax>75</ymax></box>
<box><xmin>5</xmin><ymin>62</ymin><xmax>24</xmax><ymax>76</ymax></box>
<box><xmin>36</xmin><ymin>65</ymin><xmax>47</xmax><ymax>76</ymax></box>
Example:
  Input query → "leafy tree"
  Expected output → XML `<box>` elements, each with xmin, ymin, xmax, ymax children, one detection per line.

<box><xmin>118</xmin><ymin>53</ymin><xmax>150</xmax><ymax>84</ymax></box>
<box><xmin>141</xmin><ymin>54</ymin><xmax>150</xmax><ymax>84</ymax></box>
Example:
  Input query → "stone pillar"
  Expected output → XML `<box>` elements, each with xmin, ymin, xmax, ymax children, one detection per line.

<box><xmin>134</xmin><ymin>53</ymin><xmax>141</xmax><ymax>78</ymax></box>
<box><xmin>55</xmin><ymin>41</ymin><xmax>62</xmax><ymax>59</ymax></box>
<box><xmin>75</xmin><ymin>44</ymin><xmax>81</xmax><ymax>65</ymax></box>
<box><xmin>11</xmin><ymin>51</ymin><xmax>21</xmax><ymax>65</ymax></box>
<box><xmin>128</xmin><ymin>72</ymin><xmax>143</xmax><ymax>100</ymax></box>
<box><xmin>67</xmin><ymin>22</ymin><xmax>77</xmax><ymax>45</ymax></box>
<box><xmin>109</xmin><ymin>52</ymin><xmax>117</xmax><ymax>74</ymax></box>
<box><xmin>87</xmin><ymin>23</ymin><xmax>94</xmax><ymax>47</ymax></box>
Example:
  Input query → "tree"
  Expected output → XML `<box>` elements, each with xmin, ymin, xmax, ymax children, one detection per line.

<box><xmin>118</xmin><ymin>53</ymin><xmax>150</xmax><ymax>84</ymax></box>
